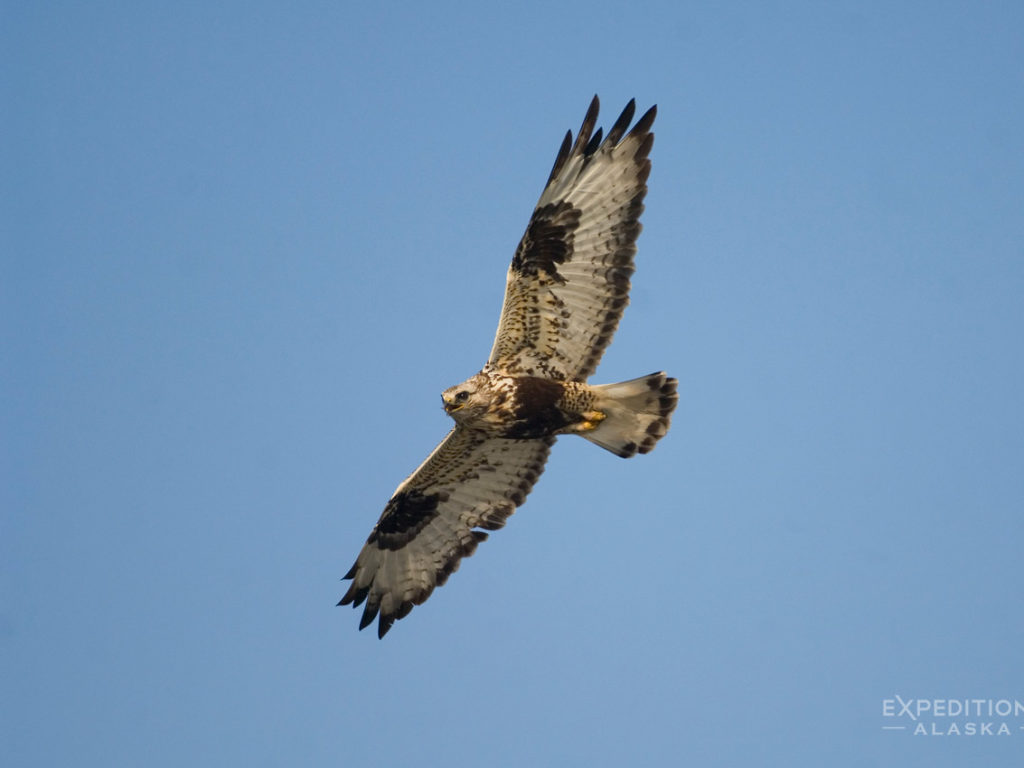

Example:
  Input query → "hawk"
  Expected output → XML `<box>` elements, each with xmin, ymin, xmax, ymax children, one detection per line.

<box><xmin>340</xmin><ymin>97</ymin><xmax>678</xmax><ymax>637</ymax></box>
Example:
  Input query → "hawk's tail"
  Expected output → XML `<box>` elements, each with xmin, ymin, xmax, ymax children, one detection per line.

<box><xmin>582</xmin><ymin>372</ymin><xmax>678</xmax><ymax>458</ymax></box>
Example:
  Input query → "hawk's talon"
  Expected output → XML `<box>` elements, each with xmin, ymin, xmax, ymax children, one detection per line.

<box><xmin>575</xmin><ymin>410</ymin><xmax>606</xmax><ymax>432</ymax></box>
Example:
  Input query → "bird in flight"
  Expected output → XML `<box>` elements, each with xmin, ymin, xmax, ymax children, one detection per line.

<box><xmin>340</xmin><ymin>96</ymin><xmax>678</xmax><ymax>637</ymax></box>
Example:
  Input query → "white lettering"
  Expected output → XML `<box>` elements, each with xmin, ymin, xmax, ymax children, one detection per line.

<box><xmin>896</xmin><ymin>694</ymin><xmax>915</xmax><ymax>719</ymax></box>
<box><xmin>883</xmin><ymin>696</ymin><xmax>1024</xmax><ymax>733</ymax></box>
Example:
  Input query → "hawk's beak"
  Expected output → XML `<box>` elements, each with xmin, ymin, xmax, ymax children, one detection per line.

<box><xmin>443</xmin><ymin>396</ymin><xmax>460</xmax><ymax>414</ymax></box>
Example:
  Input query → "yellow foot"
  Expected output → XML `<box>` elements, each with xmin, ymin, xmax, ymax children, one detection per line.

<box><xmin>575</xmin><ymin>410</ymin><xmax>606</xmax><ymax>432</ymax></box>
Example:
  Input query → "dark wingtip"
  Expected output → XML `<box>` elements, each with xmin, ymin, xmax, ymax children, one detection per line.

<box><xmin>570</xmin><ymin>95</ymin><xmax>601</xmax><ymax>158</ymax></box>
<box><xmin>358</xmin><ymin>602</ymin><xmax>379</xmax><ymax>631</ymax></box>
<box><xmin>546</xmin><ymin>130</ymin><xmax>573</xmax><ymax>185</ymax></box>
<box><xmin>338</xmin><ymin>578</ymin><xmax>370</xmax><ymax>608</ymax></box>
<box><xmin>545</xmin><ymin>97</ymin><xmax>656</xmax><ymax>187</ymax></box>
<box><xmin>632</xmin><ymin>104</ymin><xmax>657</xmax><ymax>137</ymax></box>
<box><xmin>606</xmin><ymin>99</ymin><xmax>637</xmax><ymax>145</ymax></box>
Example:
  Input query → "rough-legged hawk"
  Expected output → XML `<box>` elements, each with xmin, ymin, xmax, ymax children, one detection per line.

<box><xmin>340</xmin><ymin>97</ymin><xmax>678</xmax><ymax>637</ymax></box>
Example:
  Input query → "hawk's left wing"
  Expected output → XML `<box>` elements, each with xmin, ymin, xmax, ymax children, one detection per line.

<box><xmin>340</xmin><ymin>427</ymin><xmax>554</xmax><ymax>638</ymax></box>
<box><xmin>487</xmin><ymin>96</ymin><xmax>656</xmax><ymax>381</ymax></box>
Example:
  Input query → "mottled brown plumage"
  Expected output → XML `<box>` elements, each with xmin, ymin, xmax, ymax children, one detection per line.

<box><xmin>340</xmin><ymin>97</ymin><xmax>678</xmax><ymax>637</ymax></box>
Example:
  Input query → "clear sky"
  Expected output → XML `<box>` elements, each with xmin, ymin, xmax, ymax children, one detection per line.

<box><xmin>3</xmin><ymin>2</ymin><xmax>1023</xmax><ymax>766</ymax></box>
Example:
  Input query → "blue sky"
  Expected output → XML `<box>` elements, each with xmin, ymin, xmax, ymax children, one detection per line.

<box><xmin>3</xmin><ymin>2</ymin><xmax>1023</xmax><ymax>766</ymax></box>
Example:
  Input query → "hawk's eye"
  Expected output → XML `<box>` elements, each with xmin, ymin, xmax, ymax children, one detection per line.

<box><xmin>455</xmin><ymin>391</ymin><xmax>470</xmax><ymax>403</ymax></box>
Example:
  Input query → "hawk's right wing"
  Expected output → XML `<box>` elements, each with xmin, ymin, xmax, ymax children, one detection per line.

<box><xmin>487</xmin><ymin>96</ymin><xmax>656</xmax><ymax>382</ymax></box>
<box><xmin>339</xmin><ymin>427</ymin><xmax>554</xmax><ymax>638</ymax></box>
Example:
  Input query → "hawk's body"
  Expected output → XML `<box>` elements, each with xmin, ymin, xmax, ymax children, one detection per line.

<box><xmin>340</xmin><ymin>97</ymin><xmax>678</xmax><ymax>637</ymax></box>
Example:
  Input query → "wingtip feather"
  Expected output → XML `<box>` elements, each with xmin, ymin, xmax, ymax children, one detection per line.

<box><xmin>606</xmin><ymin>98</ymin><xmax>637</xmax><ymax>145</ymax></box>
<box><xmin>632</xmin><ymin>104</ymin><xmax>657</xmax><ymax>138</ymax></box>
<box><xmin>546</xmin><ymin>130</ymin><xmax>574</xmax><ymax>185</ymax></box>
<box><xmin>358</xmin><ymin>601</ymin><xmax>379</xmax><ymax>631</ymax></box>
<box><xmin>570</xmin><ymin>96</ymin><xmax>601</xmax><ymax>158</ymax></box>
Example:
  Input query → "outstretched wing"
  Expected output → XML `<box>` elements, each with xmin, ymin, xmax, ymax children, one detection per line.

<box><xmin>488</xmin><ymin>96</ymin><xmax>656</xmax><ymax>381</ymax></box>
<box><xmin>339</xmin><ymin>428</ymin><xmax>554</xmax><ymax>638</ymax></box>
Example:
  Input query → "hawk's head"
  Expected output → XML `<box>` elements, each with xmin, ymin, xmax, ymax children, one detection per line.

<box><xmin>441</xmin><ymin>372</ymin><xmax>506</xmax><ymax>428</ymax></box>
